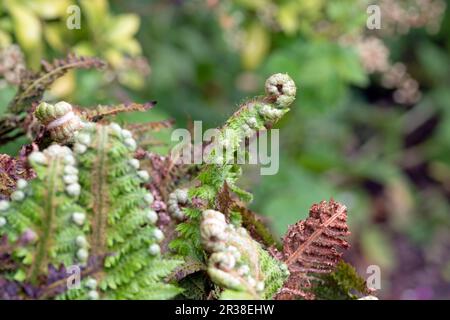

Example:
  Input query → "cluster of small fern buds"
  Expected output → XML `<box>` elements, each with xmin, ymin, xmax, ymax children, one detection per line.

<box><xmin>200</xmin><ymin>209</ymin><xmax>289</xmax><ymax>299</ymax></box>
<box><xmin>167</xmin><ymin>189</ymin><xmax>189</xmax><ymax>220</ymax></box>
<box><xmin>201</xmin><ymin>210</ymin><xmax>267</xmax><ymax>293</ymax></box>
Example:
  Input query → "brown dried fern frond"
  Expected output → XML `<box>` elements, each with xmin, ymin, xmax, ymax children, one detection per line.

<box><xmin>0</xmin><ymin>154</ymin><xmax>35</xmax><ymax>199</ymax></box>
<box><xmin>0</xmin><ymin>54</ymin><xmax>106</xmax><ymax>147</ymax></box>
<box><xmin>10</xmin><ymin>53</ymin><xmax>106</xmax><ymax>113</ymax></box>
<box><xmin>138</xmin><ymin>151</ymin><xmax>193</xmax><ymax>199</ymax></box>
<box><xmin>81</xmin><ymin>101</ymin><xmax>156</xmax><ymax>122</ymax></box>
<box><xmin>273</xmin><ymin>199</ymin><xmax>350</xmax><ymax>299</ymax></box>
<box><xmin>125</xmin><ymin>118</ymin><xmax>174</xmax><ymax>149</ymax></box>
<box><xmin>136</xmin><ymin>151</ymin><xmax>198</xmax><ymax>221</ymax></box>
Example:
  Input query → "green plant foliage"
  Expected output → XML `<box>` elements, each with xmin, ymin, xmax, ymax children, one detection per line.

<box><xmin>171</xmin><ymin>73</ymin><xmax>296</xmax><ymax>262</ymax></box>
<box><xmin>0</xmin><ymin>67</ymin><xmax>372</xmax><ymax>300</ymax></box>
<box><xmin>0</xmin><ymin>145</ymin><xmax>84</xmax><ymax>283</ymax></box>
<box><xmin>0</xmin><ymin>0</ymin><xmax>146</xmax><ymax>90</ymax></box>
<box><xmin>0</xmin><ymin>120</ymin><xmax>183</xmax><ymax>299</ymax></box>
<box><xmin>200</xmin><ymin>209</ymin><xmax>289</xmax><ymax>299</ymax></box>
<box><xmin>312</xmin><ymin>261</ymin><xmax>371</xmax><ymax>300</ymax></box>
<box><xmin>2</xmin><ymin>0</ymin><xmax>450</xmax><ymax>300</ymax></box>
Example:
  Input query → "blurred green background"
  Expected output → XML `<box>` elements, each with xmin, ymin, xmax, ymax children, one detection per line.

<box><xmin>1</xmin><ymin>0</ymin><xmax>449</xmax><ymax>299</ymax></box>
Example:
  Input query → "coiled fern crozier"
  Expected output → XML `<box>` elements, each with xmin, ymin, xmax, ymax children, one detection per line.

<box><xmin>0</xmin><ymin>53</ymin><xmax>373</xmax><ymax>300</ymax></box>
<box><xmin>170</xmin><ymin>74</ymin><xmax>296</xmax><ymax>299</ymax></box>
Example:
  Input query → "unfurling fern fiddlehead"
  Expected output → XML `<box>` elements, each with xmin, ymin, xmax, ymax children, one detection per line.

<box><xmin>200</xmin><ymin>210</ymin><xmax>289</xmax><ymax>299</ymax></box>
<box><xmin>0</xmin><ymin>119</ymin><xmax>182</xmax><ymax>299</ymax></box>
<box><xmin>170</xmin><ymin>74</ymin><xmax>296</xmax><ymax>299</ymax></box>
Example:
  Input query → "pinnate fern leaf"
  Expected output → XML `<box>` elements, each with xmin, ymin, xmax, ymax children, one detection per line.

<box><xmin>0</xmin><ymin>121</ymin><xmax>182</xmax><ymax>299</ymax></box>
<box><xmin>10</xmin><ymin>54</ymin><xmax>106</xmax><ymax>113</ymax></box>
<box><xmin>272</xmin><ymin>199</ymin><xmax>351</xmax><ymax>299</ymax></box>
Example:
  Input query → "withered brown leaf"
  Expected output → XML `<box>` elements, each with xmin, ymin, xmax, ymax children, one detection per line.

<box><xmin>0</xmin><ymin>154</ymin><xmax>35</xmax><ymax>198</ymax></box>
<box><xmin>273</xmin><ymin>199</ymin><xmax>350</xmax><ymax>299</ymax></box>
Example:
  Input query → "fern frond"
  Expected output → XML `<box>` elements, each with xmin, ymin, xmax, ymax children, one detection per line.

<box><xmin>10</xmin><ymin>54</ymin><xmax>106</xmax><ymax>113</ymax></box>
<box><xmin>273</xmin><ymin>199</ymin><xmax>351</xmax><ymax>300</ymax></box>
<box><xmin>0</xmin><ymin>145</ymin><xmax>84</xmax><ymax>283</ymax></box>
<box><xmin>126</xmin><ymin>119</ymin><xmax>174</xmax><ymax>134</ymax></box>
<box><xmin>200</xmin><ymin>210</ymin><xmax>289</xmax><ymax>300</ymax></box>
<box><xmin>282</xmin><ymin>199</ymin><xmax>350</xmax><ymax>273</ymax></box>
<box><xmin>67</xmin><ymin>122</ymin><xmax>183</xmax><ymax>299</ymax></box>
<box><xmin>172</xmin><ymin>74</ymin><xmax>297</xmax><ymax>283</ymax></box>
<box><xmin>0</xmin><ymin>154</ymin><xmax>35</xmax><ymax>198</ymax></box>
<box><xmin>81</xmin><ymin>101</ymin><xmax>156</xmax><ymax>122</ymax></box>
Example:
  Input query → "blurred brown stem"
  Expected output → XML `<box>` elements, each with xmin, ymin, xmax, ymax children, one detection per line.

<box><xmin>0</xmin><ymin>114</ymin><xmax>25</xmax><ymax>146</ymax></box>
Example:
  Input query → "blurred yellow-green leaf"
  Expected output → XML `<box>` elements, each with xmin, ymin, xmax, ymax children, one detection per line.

<box><xmin>28</xmin><ymin>0</ymin><xmax>72</xmax><ymax>19</ymax></box>
<box><xmin>241</xmin><ymin>22</ymin><xmax>269</xmax><ymax>70</ymax></box>
<box><xmin>80</xmin><ymin>0</ymin><xmax>108</xmax><ymax>30</ymax></box>
<box><xmin>73</xmin><ymin>41</ymin><xmax>96</xmax><ymax>57</ymax></box>
<box><xmin>47</xmin><ymin>70</ymin><xmax>76</xmax><ymax>99</ymax></box>
<box><xmin>107</xmin><ymin>14</ymin><xmax>140</xmax><ymax>43</ymax></box>
<box><xmin>0</xmin><ymin>29</ymin><xmax>11</xmax><ymax>47</ymax></box>
<box><xmin>43</xmin><ymin>22</ymin><xmax>66</xmax><ymax>51</ymax></box>
<box><xmin>277</xmin><ymin>2</ymin><xmax>300</xmax><ymax>35</ymax></box>
<box><xmin>6</xmin><ymin>1</ymin><xmax>42</xmax><ymax>67</ymax></box>
<box><xmin>114</xmin><ymin>38</ymin><xmax>141</xmax><ymax>56</ymax></box>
